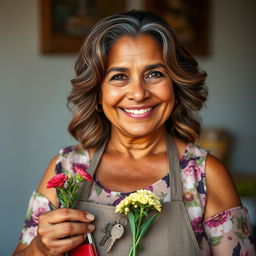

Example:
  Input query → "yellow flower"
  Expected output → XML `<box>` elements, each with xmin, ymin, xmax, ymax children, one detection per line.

<box><xmin>115</xmin><ymin>189</ymin><xmax>162</xmax><ymax>213</ymax></box>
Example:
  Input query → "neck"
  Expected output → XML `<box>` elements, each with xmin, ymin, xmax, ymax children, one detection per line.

<box><xmin>107</xmin><ymin>127</ymin><xmax>168</xmax><ymax>159</ymax></box>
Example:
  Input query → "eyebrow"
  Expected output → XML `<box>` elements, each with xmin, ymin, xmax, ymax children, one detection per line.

<box><xmin>105</xmin><ymin>63</ymin><xmax>166</xmax><ymax>76</ymax></box>
<box><xmin>146</xmin><ymin>63</ymin><xmax>166</xmax><ymax>70</ymax></box>
<box><xmin>105</xmin><ymin>67</ymin><xmax>128</xmax><ymax>76</ymax></box>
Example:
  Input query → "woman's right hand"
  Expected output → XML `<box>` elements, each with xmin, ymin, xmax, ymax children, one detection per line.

<box><xmin>34</xmin><ymin>208</ymin><xmax>95</xmax><ymax>256</ymax></box>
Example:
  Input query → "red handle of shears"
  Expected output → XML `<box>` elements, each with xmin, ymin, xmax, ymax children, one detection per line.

<box><xmin>69</xmin><ymin>243</ymin><xmax>97</xmax><ymax>256</ymax></box>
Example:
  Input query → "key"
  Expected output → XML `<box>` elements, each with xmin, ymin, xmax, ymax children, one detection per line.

<box><xmin>106</xmin><ymin>223</ymin><xmax>124</xmax><ymax>253</ymax></box>
<box><xmin>99</xmin><ymin>222</ymin><xmax>114</xmax><ymax>246</ymax></box>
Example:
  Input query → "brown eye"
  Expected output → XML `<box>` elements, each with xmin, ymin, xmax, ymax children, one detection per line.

<box><xmin>145</xmin><ymin>71</ymin><xmax>164</xmax><ymax>79</ymax></box>
<box><xmin>110</xmin><ymin>73</ymin><xmax>129</xmax><ymax>81</ymax></box>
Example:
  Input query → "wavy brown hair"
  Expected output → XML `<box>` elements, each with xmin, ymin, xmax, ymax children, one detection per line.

<box><xmin>67</xmin><ymin>10</ymin><xmax>207</xmax><ymax>148</ymax></box>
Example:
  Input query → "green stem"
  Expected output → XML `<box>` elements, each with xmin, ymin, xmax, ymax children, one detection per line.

<box><xmin>135</xmin><ymin>232</ymin><xmax>143</xmax><ymax>247</ymax></box>
<box><xmin>133</xmin><ymin>218</ymin><xmax>137</xmax><ymax>256</ymax></box>
<box><xmin>58</xmin><ymin>188</ymin><xmax>69</xmax><ymax>208</ymax></box>
<box><xmin>129</xmin><ymin>207</ymin><xmax>145</xmax><ymax>256</ymax></box>
<box><xmin>128</xmin><ymin>246</ymin><xmax>133</xmax><ymax>256</ymax></box>
<box><xmin>69</xmin><ymin>184</ymin><xmax>79</xmax><ymax>208</ymax></box>
<box><xmin>133</xmin><ymin>239</ymin><xmax>136</xmax><ymax>256</ymax></box>
<box><xmin>135</xmin><ymin>207</ymin><xmax>144</xmax><ymax>241</ymax></box>
<box><xmin>127</xmin><ymin>232</ymin><xmax>136</xmax><ymax>256</ymax></box>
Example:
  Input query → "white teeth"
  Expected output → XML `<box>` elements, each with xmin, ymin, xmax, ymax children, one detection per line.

<box><xmin>123</xmin><ymin>108</ymin><xmax>152</xmax><ymax>114</ymax></box>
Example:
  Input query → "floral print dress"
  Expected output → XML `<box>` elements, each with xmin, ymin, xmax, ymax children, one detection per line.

<box><xmin>19</xmin><ymin>143</ymin><xmax>256</xmax><ymax>255</ymax></box>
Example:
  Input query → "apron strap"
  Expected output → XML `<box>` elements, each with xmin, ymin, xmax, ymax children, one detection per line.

<box><xmin>79</xmin><ymin>138</ymin><xmax>108</xmax><ymax>201</ymax></box>
<box><xmin>166</xmin><ymin>133</ymin><xmax>183</xmax><ymax>201</ymax></box>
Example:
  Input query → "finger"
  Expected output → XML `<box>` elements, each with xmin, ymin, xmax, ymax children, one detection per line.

<box><xmin>40</xmin><ymin>208</ymin><xmax>95</xmax><ymax>224</ymax></box>
<box><xmin>48</xmin><ymin>221</ymin><xmax>95</xmax><ymax>239</ymax></box>
<box><xmin>52</xmin><ymin>234</ymin><xmax>86</xmax><ymax>254</ymax></box>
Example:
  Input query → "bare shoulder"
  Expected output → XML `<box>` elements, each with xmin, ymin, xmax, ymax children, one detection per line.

<box><xmin>36</xmin><ymin>155</ymin><xmax>59</xmax><ymax>208</ymax></box>
<box><xmin>204</xmin><ymin>154</ymin><xmax>241</xmax><ymax>220</ymax></box>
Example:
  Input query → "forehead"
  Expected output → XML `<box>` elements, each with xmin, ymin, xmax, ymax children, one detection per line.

<box><xmin>106</xmin><ymin>35</ymin><xmax>163</xmax><ymax>68</ymax></box>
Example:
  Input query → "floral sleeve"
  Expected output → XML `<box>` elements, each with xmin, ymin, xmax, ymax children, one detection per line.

<box><xmin>19</xmin><ymin>191</ymin><xmax>56</xmax><ymax>245</ymax></box>
<box><xmin>204</xmin><ymin>206</ymin><xmax>256</xmax><ymax>255</ymax></box>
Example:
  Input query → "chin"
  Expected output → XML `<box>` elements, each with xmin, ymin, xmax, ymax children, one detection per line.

<box><xmin>120</xmin><ymin>126</ymin><xmax>161</xmax><ymax>138</ymax></box>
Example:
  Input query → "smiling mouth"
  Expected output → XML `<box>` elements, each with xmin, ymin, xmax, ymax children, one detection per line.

<box><xmin>121</xmin><ymin>106</ymin><xmax>156</xmax><ymax>119</ymax></box>
<box><xmin>123</xmin><ymin>107</ymin><xmax>153</xmax><ymax>114</ymax></box>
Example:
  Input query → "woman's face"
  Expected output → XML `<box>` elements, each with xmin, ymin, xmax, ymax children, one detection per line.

<box><xmin>100</xmin><ymin>34</ymin><xmax>175</xmax><ymax>138</ymax></box>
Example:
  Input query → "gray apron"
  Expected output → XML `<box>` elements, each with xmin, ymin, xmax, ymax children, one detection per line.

<box><xmin>76</xmin><ymin>134</ymin><xmax>201</xmax><ymax>255</ymax></box>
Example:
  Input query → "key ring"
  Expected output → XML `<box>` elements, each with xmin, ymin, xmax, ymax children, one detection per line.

<box><xmin>116</xmin><ymin>216</ymin><xmax>128</xmax><ymax>226</ymax></box>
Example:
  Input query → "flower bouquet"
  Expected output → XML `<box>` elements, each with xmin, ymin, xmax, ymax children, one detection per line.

<box><xmin>47</xmin><ymin>164</ymin><xmax>96</xmax><ymax>256</ymax></box>
<box><xmin>115</xmin><ymin>189</ymin><xmax>162</xmax><ymax>256</ymax></box>
<box><xmin>47</xmin><ymin>164</ymin><xmax>93</xmax><ymax>208</ymax></box>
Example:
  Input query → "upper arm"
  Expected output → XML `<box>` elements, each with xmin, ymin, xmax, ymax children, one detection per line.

<box><xmin>204</xmin><ymin>154</ymin><xmax>241</xmax><ymax>220</ymax></box>
<box><xmin>36</xmin><ymin>155</ymin><xmax>60</xmax><ymax>208</ymax></box>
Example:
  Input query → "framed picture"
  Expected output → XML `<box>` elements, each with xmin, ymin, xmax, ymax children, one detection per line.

<box><xmin>39</xmin><ymin>0</ymin><xmax>126</xmax><ymax>54</ymax></box>
<box><xmin>144</xmin><ymin>0</ymin><xmax>210</xmax><ymax>55</ymax></box>
<box><xmin>39</xmin><ymin>0</ymin><xmax>209</xmax><ymax>55</ymax></box>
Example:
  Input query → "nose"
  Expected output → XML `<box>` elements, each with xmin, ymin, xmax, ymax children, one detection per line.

<box><xmin>127</xmin><ymin>79</ymin><xmax>150</xmax><ymax>102</ymax></box>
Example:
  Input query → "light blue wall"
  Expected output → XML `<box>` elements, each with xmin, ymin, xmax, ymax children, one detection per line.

<box><xmin>0</xmin><ymin>1</ymin><xmax>76</xmax><ymax>254</ymax></box>
<box><xmin>0</xmin><ymin>0</ymin><xmax>255</xmax><ymax>254</ymax></box>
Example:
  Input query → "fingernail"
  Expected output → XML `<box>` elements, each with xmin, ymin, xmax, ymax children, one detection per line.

<box><xmin>86</xmin><ymin>213</ymin><xmax>95</xmax><ymax>221</ymax></box>
<box><xmin>88</xmin><ymin>224</ymin><xmax>95</xmax><ymax>231</ymax></box>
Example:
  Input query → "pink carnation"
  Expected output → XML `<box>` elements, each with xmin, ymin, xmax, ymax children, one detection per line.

<box><xmin>72</xmin><ymin>163</ymin><xmax>93</xmax><ymax>182</ymax></box>
<box><xmin>47</xmin><ymin>173</ymin><xmax>68</xmax><ymax>188</ymax></box>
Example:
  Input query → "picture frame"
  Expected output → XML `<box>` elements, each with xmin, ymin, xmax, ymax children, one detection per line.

<box><xmin>39</xmin><ymin>0</ymin><xmax>209</xmax><ymax>55</ymax></box>
<box><xmin>144</xmin><ymin>0</ymin><xmax>210</xmax><ymax>56</ymax></box>
<box><xmin>39</xmin><ymin>0</ymin><xmax>126</xmax><ymax>54</ymax></box>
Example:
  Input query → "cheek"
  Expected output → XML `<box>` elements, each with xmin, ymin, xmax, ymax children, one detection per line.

<box><xmin>155</xmin><ymin>83</ymin><xmax>175</xmax><ymax>103</ymax></box>
<box><xmin>101</xmin><ymin>87</ymin><xmax>124</xmax><ymax>107</ymax></box>
<box><xmin>163</xmin><ymin>90</ymin><xmax>175</xmax><ymax>103</ymax></box>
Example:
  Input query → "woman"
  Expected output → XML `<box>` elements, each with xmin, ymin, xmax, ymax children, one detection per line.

<box><xmin>13</xmin><ymin>10</ymin><xmax>255</xmax><ymax>255</ymax></box>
